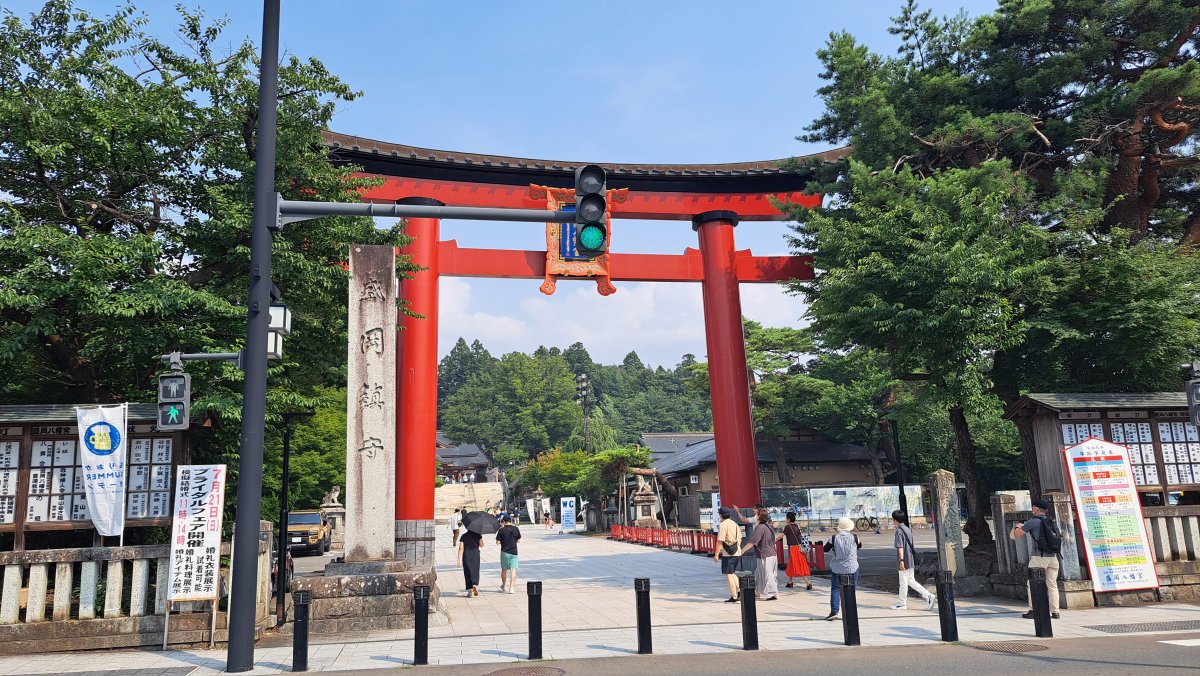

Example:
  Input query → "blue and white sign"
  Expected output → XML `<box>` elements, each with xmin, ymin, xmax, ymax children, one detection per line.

<box><xmin>560</xmin><ymin>496</ymin><xmax>577</xmax><ymax>533</ymax></box>
<box><xmin>711</xmin><ymin>493</ymin><xmax>722</xmax><ymax>533</ymax></box>
<box><xmin>74</xmin><ymin>404</ymin><xmax>128</xmax><ymax>536</ymax></box>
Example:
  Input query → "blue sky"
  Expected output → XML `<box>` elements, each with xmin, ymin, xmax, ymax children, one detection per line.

<box><xmin>13</xmin><ymin>0</ymin><xmax>997</xmax><ymax>367</ymax></box>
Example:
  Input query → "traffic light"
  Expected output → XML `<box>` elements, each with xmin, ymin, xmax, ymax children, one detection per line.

<box><xmin>158</xmin><ymin>372</ymin><xmax>191</xmax><ymax>431</ymax></box>
<box><xmin>574</xmin><ymin>165</ymin><xmax>607</xmax><ymax>257</ymax></box>
<box><xmin>1188</xmin><ymin>380</ymin><xmax>1200</xmax><ymax>428</ymax></box>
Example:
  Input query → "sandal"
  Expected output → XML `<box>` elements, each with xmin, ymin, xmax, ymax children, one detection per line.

<box><xmin>806</xmin><ymin>583</ymin><xmax>813</xmax><ymax>590</ymax></box>
<box><xmin>785</xmin><ymin>582</ymin><xmax>794</xmax><ymax>588</ymax></box>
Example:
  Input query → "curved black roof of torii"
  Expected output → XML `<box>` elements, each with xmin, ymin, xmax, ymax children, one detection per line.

<box><xmin>322</xmin><ymin>131</ymin><xmax>849</xmax><ymax>195</ymax></box>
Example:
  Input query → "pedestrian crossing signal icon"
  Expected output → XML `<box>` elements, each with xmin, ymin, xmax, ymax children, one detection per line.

<box><xmin>157</xmin><ymin>372</ymin><xmax>190</xmax><ymax>431</ymax></box>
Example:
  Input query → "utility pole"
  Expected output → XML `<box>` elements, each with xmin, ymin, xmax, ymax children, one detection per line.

<box><xmin>227</xmin><ymin>0</ymin><xmax>279</xmax><ymax>670</ymax></box>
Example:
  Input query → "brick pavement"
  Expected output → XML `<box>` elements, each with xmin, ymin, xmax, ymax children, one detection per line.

<box><xmin>0</xmin><ymin>524</ymin><xmax>1197</xmax><ymax>674</ymax></box>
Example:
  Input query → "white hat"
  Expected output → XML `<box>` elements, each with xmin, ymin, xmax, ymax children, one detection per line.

<box><xmin>837</xmin><ymin>517</ymin><xmax>855</xmax><ymax>532</ymax></box>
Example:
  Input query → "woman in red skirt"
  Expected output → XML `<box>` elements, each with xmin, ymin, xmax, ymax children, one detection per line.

<box><xmin>783</xmin><ymin>511</ymin><xmax>812</xmax><ymax>590</ymax></box>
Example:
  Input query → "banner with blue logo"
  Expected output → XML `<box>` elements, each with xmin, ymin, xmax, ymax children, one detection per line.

<box><xmin>74</xmin><ymin>404</ymin><xmax>128</xmax><ymax>536</ymax></box>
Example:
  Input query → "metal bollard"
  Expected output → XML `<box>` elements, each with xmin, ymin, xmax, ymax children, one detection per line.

<box><xmin>839</xmin><ymin>573</ymin><xmax>861</xmax><ymax>646</ymax></box>
<box><xmin>414</xmin><ymin>585</ymin><xmax>430</xmax><ymax>665</ymax></box>
<box><xmin>635</xmin><ymin>577</ymin><xmax>653</xmax><ymax>654</ymax></box>
<box><xmin>738</xmin><ymin>573</ymin><xmax>759</xmax><ymax>650</ymax></box>
<box><xmin>291</xmin><ymin>590</ymin><xmax>310</xmax><ymax>672</ymax></box>
<box><xmin>935</xmin><ymin>570</ymin><xmax>958</xmax><ymax>642</ymax></box>
<box><xmin>528</xmin><ymin>581</ymin><xmax>543</xmax><ymax>660</ymax></box>
<box><xmin>1027</xmin><ymin>568</ymin><xmax>1054</xmax><ymax>638</ymax></box>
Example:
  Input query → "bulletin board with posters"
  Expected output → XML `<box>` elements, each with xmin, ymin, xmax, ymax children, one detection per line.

<box><xmin>0</xmin><ymin>405</ymin><xmax>189</xmax><ymax>550</ymax></box>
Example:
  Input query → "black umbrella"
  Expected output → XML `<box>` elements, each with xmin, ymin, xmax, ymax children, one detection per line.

<box><xmin>462</xmin><ymin>511</ymin><xmax>501</xmax><ymax>535</ymax></box>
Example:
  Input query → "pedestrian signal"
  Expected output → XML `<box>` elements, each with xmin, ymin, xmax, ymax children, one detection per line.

<box><xmin>157</xmin><ymin>372</ymin><xmax>191</xmax><ymax>431</ymax></box>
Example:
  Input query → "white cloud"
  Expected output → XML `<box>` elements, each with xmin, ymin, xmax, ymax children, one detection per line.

<box><xmin>436</xmin><ymin>276</ymin><xmax>809</xmax><ymax>368</ymax></box>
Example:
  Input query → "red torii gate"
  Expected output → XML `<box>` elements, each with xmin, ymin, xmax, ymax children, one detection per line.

<box><xmin>324</xmin><ymin>132</ymin><xmax>844</xmax><ymax>538</ymax></box>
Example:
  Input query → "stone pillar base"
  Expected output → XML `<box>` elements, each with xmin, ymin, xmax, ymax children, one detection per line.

<box><xmin>395</xmin><ymin>519</ymin><xmax>435</xmax><ymax>570</ymax></box>
<box><xmin>284</xmin><ymin>564</ymin><xmax>446</xmax><ymax>635</ymax></box>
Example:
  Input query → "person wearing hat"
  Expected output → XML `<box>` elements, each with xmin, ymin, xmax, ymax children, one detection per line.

<box><xmin>1012</xmin><ymin>498</ymin><xmax>1061</xmax><ymax>619</ymax></box>
<box><xmin>713</xmin><ymin>507</ymin><xmax>742</xmax><ymax>602</ymax></box>
<box><xmin>823</xmin><ymin>516</ymin><xmax>862</xmax><ymax>620</ymax></box>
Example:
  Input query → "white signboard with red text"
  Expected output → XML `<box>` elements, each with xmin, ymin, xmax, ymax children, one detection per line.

<box><xmin>167</xmin><ymin>464</ymin><xmax>226</xmax><ymax>602</ymax></box>
<box><xmin>1063</xmin><ymin>438</ymin><xmax>1158</xmax><ymax>593</ymax></box>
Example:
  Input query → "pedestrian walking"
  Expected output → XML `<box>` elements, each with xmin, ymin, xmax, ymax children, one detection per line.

<box><xmin>890</xmin><ymin>510</ymin><xmax>935</xmax><ymax>611</ymax></box>
<box><xmin>1012</xmin><ymin>498</ymin><xmax>1063</xmax><ymax>619</ymax></box>
<box><xmin>450</xmin><ymin>508</ymin><xmax>463</xmax><ymax>547</ymax></box>
<box><xmin>457</xmin><ymin>529</ymin><xmax>484</xmax><ymax>597</ymax></box>
<box><xmin>824</xmin><ymin>516</ymin><xmax>862</xmax><ymax>620</ymax></box>
<box><xmin>737</xmin><ymin>509</ymin><xmax>781</xmax><ymax>601</ymax></box>
<box><xmin>713</xmin><ymin>507</ymin><xmax>742</xmax><ymax>602</ymax></box>
<box><xmin>782</xmin><ymin>511</ymin><xmax>812</xmax><ymax>590</ymax></box>
<box><xmin>496</xmin><ymin>515</ymin><xmax>521</xmax><ymax>594</ymax></box>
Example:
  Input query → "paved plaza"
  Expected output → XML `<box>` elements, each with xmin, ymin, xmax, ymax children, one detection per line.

<box><xmin>1</xmin><ymin>524</ymin><xmax>1199</xmax><ymax>674</ymax></box>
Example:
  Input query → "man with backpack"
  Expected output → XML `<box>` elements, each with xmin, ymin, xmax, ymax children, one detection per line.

<box><xmin>1011</xmin><ymin>498</ymin><xmax>1063</xmax><ymax>619</ymax></box>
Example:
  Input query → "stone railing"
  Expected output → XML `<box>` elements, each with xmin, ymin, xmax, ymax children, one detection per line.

<box><xmin>0</xmin><ymin>533</ymin><xmax>271</xmax><ymax>654</ymax></box>
<box><xmin>1142</xmin><ymin>506</ymin><xmax>1200</xmax><ymax>564</ymax></box>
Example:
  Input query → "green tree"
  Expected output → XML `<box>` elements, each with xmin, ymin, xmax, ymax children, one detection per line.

<box><xmin>441</xmin><ymin>351</ymin><xmax>581</xmax><ymax>458</ymax></box>
<box><xmin>0</xmin><ymin>3</ymin><xmax>414</xmax><ymax>520</ymax></box>
<box><xmin>437</xmin><ymin>337</ymin><xmax>496</xmax><ymax>420</ymax></box>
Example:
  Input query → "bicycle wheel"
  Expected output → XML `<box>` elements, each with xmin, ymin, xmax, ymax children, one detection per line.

<box><xmin>868</xmin><ymin>517</ymin><xmax>879</xmax><ymax>530</ymax></box>
<box><xmin>855</xmin><ymin>517</ymin><xmax>870</xmax><ymax>532</ymax></box>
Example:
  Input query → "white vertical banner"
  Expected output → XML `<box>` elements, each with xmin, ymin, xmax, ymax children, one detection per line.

<box><xmin>560</xmin><ymin>497</ymin><xmax>577</xmax><ymax>533</ymax></box>
<box><xmin>168</xmin><ymin>465</ymin><xmax>227</xmax><ymax>602</ymax></box>
<box><xmin>525</xmin><ymin>499</ymin><xmax>536</xmax><ymax>524</ymax></box>
<box><xmin>540</xmin><ymin>497</ymin><xmax>552</xmax><ymax>517</ymax></box>
<box><xmin>711</xmin><ymin>493</ymin><xmax>722</xmax><ymax>533</ymax></box>
<box><xmin>75</xmin><ymin>404</ymin><xmax>128</xmax><ymax>536</ymax></box>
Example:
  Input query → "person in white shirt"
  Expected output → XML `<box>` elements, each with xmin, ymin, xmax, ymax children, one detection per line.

<box><xmin>450</xmin><ymin>508</ymin><xmax>463</xmax><ymax>547</ymax></box>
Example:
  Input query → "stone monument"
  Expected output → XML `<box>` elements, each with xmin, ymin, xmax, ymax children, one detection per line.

<box><xmin>321</xmin><ymin>485</ymin><xmax>346</xmax><ymax>551</ymax></box>
<box><xmin>929</xmin><ymin>469</ymin><xmax>967</xmax><ymax>577</ymax></box>
<box><xmin>632</xmin><ymin>476</ymin><xmax>660</xmax><ymax>528</ymax></box>
<box><xmin>345</xmin><ymin>245</ymin><xmax>397</xmax><ymax>561</ymax></box>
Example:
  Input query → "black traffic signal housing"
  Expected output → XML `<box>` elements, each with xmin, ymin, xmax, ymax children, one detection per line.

<box><xmin>158</xmin><ymin>372</ymin><xmax>191</xmax><ymax>431</ymax></box>
<box><xmin>574</xmin><ymin>165</ymin><xmax>607</xmax><ymax>257</ymax></box>
<box><xmin>1188</xmin><ymin>380</ymin><xmax>1200</xmax><ymax>428</ymax></box>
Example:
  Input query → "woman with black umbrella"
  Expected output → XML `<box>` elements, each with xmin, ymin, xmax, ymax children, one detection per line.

<box><xmin>457</xmin><ymin>511</ymin><xmax>499</xmax><ymax>597</ymax></box>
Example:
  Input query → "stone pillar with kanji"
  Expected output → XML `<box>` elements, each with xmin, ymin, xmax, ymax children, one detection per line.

<box><xmin>345</xmin><ymin>245</ymin><xmax>398</xmax><ymax>561</ymax></box>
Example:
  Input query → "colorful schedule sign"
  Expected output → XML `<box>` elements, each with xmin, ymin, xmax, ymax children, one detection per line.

<box><xmin>1063</xmin><ymin>438</ymin><xmax>1159</xmax><ymax>593</ymax></box>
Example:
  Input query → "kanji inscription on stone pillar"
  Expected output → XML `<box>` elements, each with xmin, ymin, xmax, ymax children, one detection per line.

<box><xmin>345</xmin><ymin>245</ymin><xmax>397</xmax><ymax>561</ymax></box>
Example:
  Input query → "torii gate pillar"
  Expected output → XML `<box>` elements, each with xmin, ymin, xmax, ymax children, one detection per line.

<box><xmin>694</xmin><ymin>210</ymin><xmax>761</xmax><ymax>508</ymax></box>
<box><xmin>394</xmin><ymin>198</ymin><xmax>440</xmax><ymax>569</ymax></box>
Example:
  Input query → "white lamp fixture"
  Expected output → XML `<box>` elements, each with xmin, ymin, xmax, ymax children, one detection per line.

<box><xmin>268</xmin><ymin>304</ymin><xmax>292</xmax><ymax>336</ymax></box>
<box><xmin>266</xmin><ymin>331</ymin><xmax>284</xmax><ymax>361</ymax></box>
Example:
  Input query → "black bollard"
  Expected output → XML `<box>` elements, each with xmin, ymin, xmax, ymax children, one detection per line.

<box><xmin>839</xmin><ymin>573</ymin><xmax>861</xmax><ymax>646</ymax></box>
<box><xmin>635</xmin><ymin>577</ymin><xmax>653</xmax><ymax>654</ymax></box>
<box><xmin>1028</xmin><ymin>568</ymin><xmax>1053</xmax><ymax>638</ymax></box>
<box><xmin>528</xmin><ymin>581</ymin><xmax>543</xmax><ymax>660</ymax></box>
<box><xmin>414</xmin><ymin>585</ymin><xmax>430</xmax><ymax>665</ymax></box>
<box><xmin>935</xmin><ymin>570</ymin><xmax>958</xmax><ymax>642</ymax></box>
<box><xmin>738</xmin><ymin>573</ymin><xmax>759</xmax><ymax>650</ymax></box>
<box><xmin>291</xmin><ymin>590</ymin><xmax>310</xmax><ymax>672</ymax></box>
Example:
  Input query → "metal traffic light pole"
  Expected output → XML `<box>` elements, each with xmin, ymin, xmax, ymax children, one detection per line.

<box><xmin>227</xmin><ymin>0</ymin><xmax>280</xmax><ymax>670</ymax></box>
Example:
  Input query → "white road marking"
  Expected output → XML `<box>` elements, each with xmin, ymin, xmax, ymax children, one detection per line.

<box><xmin>1158</xmin><ymin>638</ymin><xmax>1200</xmax><ymax>646</ymax></box>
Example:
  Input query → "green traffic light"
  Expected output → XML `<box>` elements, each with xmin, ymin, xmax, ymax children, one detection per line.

<box><xmin>578</xmin><ymin>224</ymin><xmax>606</xmax><ymax>251</ymax></box>
<box><xmin>166</xmin><ymin>405</ymin><xmax>181</xmax><ymax>424</ymax></box>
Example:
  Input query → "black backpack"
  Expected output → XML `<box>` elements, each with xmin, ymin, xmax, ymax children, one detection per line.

<box><xmin>1035</xmin><ymin>515</ymin><xmax>1062</xmax><ymax>555</ymax></box>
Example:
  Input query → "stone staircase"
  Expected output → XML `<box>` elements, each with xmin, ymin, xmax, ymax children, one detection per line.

<box><xmin>435</xmin><ymin>481</ymin><xmax>503</xmax><ymax>516</ymax></box>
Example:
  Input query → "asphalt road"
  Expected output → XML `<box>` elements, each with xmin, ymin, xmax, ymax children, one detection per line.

<box><xmin>292</xmin><ymin>549</ymin><xmax>340</xmax><ymax>576</ymax></box>
<box><xmin>327</xmin><ymin>633</ymin><xmax>1200</xmax><ymax>675</ymax></box>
